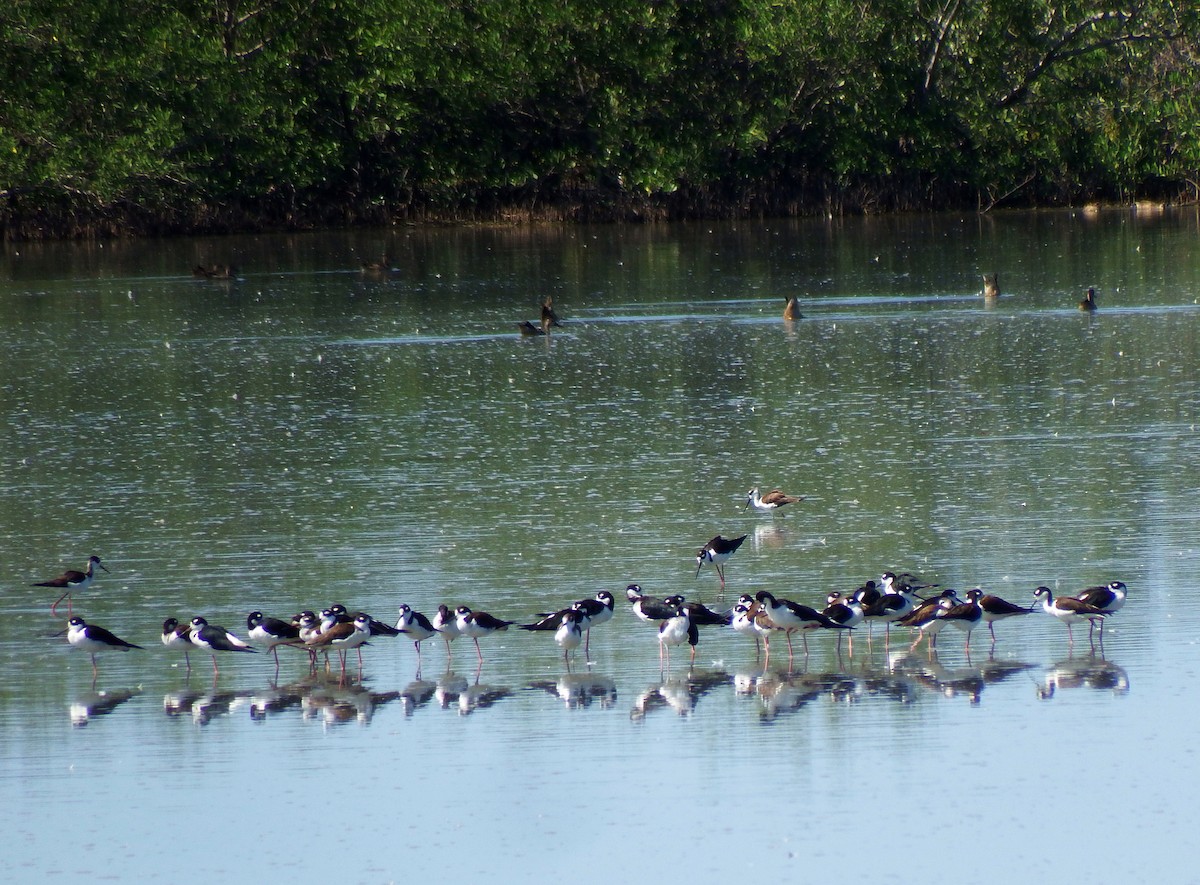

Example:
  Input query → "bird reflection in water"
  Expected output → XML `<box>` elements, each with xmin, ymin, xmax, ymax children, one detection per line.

<box><xmin>1037</xmin><ymin>654</ymin><xmax>1129</xmax><ymax>700</ymax></box>
<box><xmin>630</xmin><ymin>669</ymin><xmax>730</xmax><ymax>720</ymax></box>
<box><xmin>398</xmin><ymin>678</ymin><xmax>438</xmax><ymax>717</ymax></box>
<box><xmin>431</xmin><ymin>667</ymin><xmax>514</xmax><ymax>716</ymax></box>
<box><xmin>163</xmin><ymin>685</ymin><xmax>250</xmax><ymax>726</ymax></box>
<box><xmin>69</xmin><ymin>687</ymin><xmax>141</xmax><ymax>727</ymax></box>
<box><xmin>300</xmin><ymin>678</ymin><xmax>400</xmax><ymax>728</ymax></box>
<box><xmin>527</xmin><ymin>673</ymin><xmax>617</xmax><ymax>710</ymax></box>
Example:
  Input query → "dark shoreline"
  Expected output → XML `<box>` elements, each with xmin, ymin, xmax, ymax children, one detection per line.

<box><xmin>4</xmin><ymin>180</ymin><xmax>1196</xmax><ymax>242</ymax></box>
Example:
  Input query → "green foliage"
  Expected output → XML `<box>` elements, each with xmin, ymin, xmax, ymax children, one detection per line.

<box><xmin>0</xmin><ymin>0</ymin><xmax>1198</xmax><ymax>235</ymax></box>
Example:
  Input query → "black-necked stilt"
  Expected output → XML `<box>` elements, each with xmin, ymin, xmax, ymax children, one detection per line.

<box><xmin>783</xmin><ymin>296</ymin><xmax>802</xmax><ymax>320</ymax></box>
<box><xmin>1079</xmin><ymin>287</ymin><xmax>1097</xmax><ymax>312</ymax></box>
<box><xmin>247</xmin><ymin>611</ymin><xmax>302</xmax><ymax>667</ymax></box>
<box><xmin>306</xmin><ymin>613</ymin><xmax>372</xmax><ymax>675</ymax></box>
<box><xmin>731</xmin><ymin>601</ymin><xmax>778</xmax><ymax>661</ymax></box>
<box><xmin>555</xmin><ymin>608</ymin><xmax>584</xmax><ymax>669</ymax></box>
<box><xmin>978</xmin><ymin>591</ymin><xmax>1033</xmax><ymax>642</ymax></box>
<box><xmin>754</xmin><ymin>590</ymin><xmax>847</xmax><ymax>658</ymax></box>
<box><xmin>395</xmin><ymin>604</ymin><xmax>438</xmax><ymax>662</ymax></box>
<box><xmin>695</xmin><ymin>534</ymin><xmax>747</xmax><ymax>589</ymax></box>
<box><xmin>1074</xmin><ymin>580</ymin><xmax>1127</xmax><ymax>642</ymax></box>
<box><xmin>657</xmin><ymin>599</ymin><xmax>694</xmax><ymax>668</ymax></box>
<box><xmin>432</xmin><ymin>604</ymin><xmax>461</xmax><ymax>659</ymax></box>
<box><xmin>938</xmin><ymin>589</ymin><xmax>984</xmax><ymax>654</ymax></box>
<box><xmin>745</xmin><ymin>488</ymin><xmax>803</xmax><ymax>512</ymax></box>
<box><xmin>881</xmin><ymin>571</ymin><xmax>937</xmax><ymax>596</ymax></box>
<box><xmin>898</xmin><ymin>590</ymin><xmax>961</xmax><ymax>652</ymax></box>
<box><xmin>573</xmin><ymin>590</ymin><xmax>616</xmax><ymax>656</ymax></box>
<box><xmin>855</xmin><ymin>579</ymin><xmax>882</xmax><ymax>610</ymax></box>
<box><xmin>822</xmin><ymin>590</ymin><xmax>865</xmax><ymax>654</ymax></box>
<box><xmin>161</xmin><ymin>618</ymin><xmax>194</xmax><ymax>670</ymax></box>
<box><xmin>455</xmin><ymin>606</ymin><xmax>514</xmax><ymax>664</ymax></box>
<box><xmin>520</xmin><ymin>606</ymin><xmax>575</xmax><ymax>632</ymax></box>
<box><xmin>189</xmin><ymin>616</ymin><xmax>255</xmax><ymax>674</ymax></box>
<box><xmin>627</xmin><ymin>584</ymin><xmax>677</xmax><ymax>623</ymax></box>
<box><xmin>36</xmin><ymin>555</ymin><xmax>108</xmax><ymax>617</ymax></box>
<box><xmin>65</xmin><ymin>616</ymin><xmax>142</xmax><ymax>678</ymax></box>
<box><xmin>1034</xmin><ymin>586</ymin><xmax>1108</xmax><ymax>646</ymax></box>
<box><xmin>863</xmin><ymin>583</ymin><xmax>922</xmax><ymax>643</ymax></box>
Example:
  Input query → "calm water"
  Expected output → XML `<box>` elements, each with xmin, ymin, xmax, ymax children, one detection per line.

<box><xmin>3</xmin><ymin>211</ymin><xmax>1200</xmax><ymax>882</ymax></box>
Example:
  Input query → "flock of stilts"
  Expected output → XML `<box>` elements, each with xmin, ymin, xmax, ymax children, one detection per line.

<box><xmin>38</xmin><ymin>521</ymin><xmax>1128</xmax><ymax>680</ymax></box>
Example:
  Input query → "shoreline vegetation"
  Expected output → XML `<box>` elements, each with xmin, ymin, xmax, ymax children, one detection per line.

<box><xmin>2</xmin><ymin>0</ymin><xmax>1198</xmax><ymax>240</ymax></box>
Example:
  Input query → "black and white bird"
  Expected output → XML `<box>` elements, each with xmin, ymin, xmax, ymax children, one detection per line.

<box><xmin>627</xmin><ymin>584</ymin><xmax>678</xmax><ymax>623</ymax></box>
<box><xmin>1074</xmin><ymin>581</ymin><xmax>1127</xmax><ymax>642</ymax></box>
<box><xmin>36</xmin><ymin>555</ymin><xmax>108</xmax><ymax>617</ymax></box>
<box><xmin>395</xmin><ymin>604</ymin><xmax>438</xmax><ymax>663</ymax></box>
<box><xmin>1033</xmin><ymin>586</ymin><xmax>1108</xmax><ymax>646</ymax></box>
<box><xmin>754</xmin><ymin>590</ymin><xmax>847</xmax><ymax>658</ymax></box>
<box><xmin>455</xmin><ymin>606</ymin><xmax>515</xmax><ymax>664</ymax></box>
<box><xmin>161</xmin><ymin>617</ymin><xmax>194</xmax><ymax>670</ymax></box>
<box><xmin>65</xmin><ymin>616</ymin><xmax>142</xmax><ymax>678</ymax></box>
<box><xmin>189</xmin><ymin>616</ymin><xmax>255</xmax><ymax>675</ymax></box>
<box><xmin>657</xmin><ymin>599</ymin><xmax>695</xmax><ymax>669</ymax></box>
<box><xmin>937</xmin><ymin>589</ymin><xmax>984</xmax><ymax>654</ymax></box>
<box><xmin>695</xmin><ymin>535</ymin><xmax>747</xmax><ymax>589</ymax></box>
<box><xmin>862</xmin><ymin>582</ymin><xmax>923</xmax><ymax>643</ymax></box>
<box><xmin>574</xmin><ymin>589</ymin><xmax>616</xmax><ymax>636</ymax></box>
<box><xmin>977</xmin><ymin>591</ymin><xmax>1033</xmax><ymax>642</ymax></box>
<box><xmin>899</xmin><ymin>590</ymin><xmax>961</xmax><ymax>652</ymax></box>
<box><xmin>432</xmin><ymin>604</ymin><xmax>462</xmax><ymax>660</ymax></box>
<box><xmin>555</xmin><ymin>608</ymin><xmax>585</xmax><ymax>669</ymax></box>
<box><xmin>306</xmin><ymin>613</ymin><xmax>372</xmax><ymax>675</ymax></box>
<box><xmin>822</xmin><ymin>590</ymin><xmax>865</xmax><ymax>654</ymax></box>
<box><xmin>246</xmin><ymin>611</ymin><xmax>302</xmax><ymax>667</ymax></box>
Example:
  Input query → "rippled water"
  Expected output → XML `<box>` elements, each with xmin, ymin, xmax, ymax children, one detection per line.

<box><xmin>4</xmin><ymin>212</ymin><xmax>1200</xmax><ymax>882</ymax></box>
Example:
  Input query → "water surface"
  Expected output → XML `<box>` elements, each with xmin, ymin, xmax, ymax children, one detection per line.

<box><xmin>3</xmin><ymin>211</ymin><xmax>1200</xmax><ymax>882</ymax></box>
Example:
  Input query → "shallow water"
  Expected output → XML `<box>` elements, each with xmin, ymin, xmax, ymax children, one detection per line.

<box><xmin>3</xmin><ymin>211</ymin><xmax>1200</xmax><ymax>882</ymax></box>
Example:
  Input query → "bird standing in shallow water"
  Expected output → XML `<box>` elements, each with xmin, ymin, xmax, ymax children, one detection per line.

<box><xmin>745</xmin><ymin>488</ymin><xmax>804</xmax><ymax>513</ymax></box>
<box><xmin>938</xmin><ymin>589</ymin><xmax>984</xmax><ymax>655</ymax></box>
<box><xmin>66</xmin><ymin>617</ymin><xmax>142</xmax><ymax>678</ymax></box>
<box><xmin>696</xmin><ymin>534</ymin><xmax>747</xmax><ymax>589</ymax></box>
<box><xmin>36</xmin><ymin>555</ymin><xmax>108</xmax><ymax>617</ymax></box>
<box><xmin>754</xmin><ymin>590</ymin><xmax>847</xmax><ymax>659</ymax></box>
<box><xmin>1033</xmin><ymin>587</ymin><xmax>1108</xmax><ymax>647</ymax></box>
<box><xmin>161</xmin><ymin>618</ymin><xmax>194</xmax><ymax>671</ymax></box>
<box><xmin>455</xmin><ymin>606</ymin><xmax>515</xmax><ymax>665</ymax></box>
<box><xmin>247</xmin><ymin>611</ymin><xmax>302</xmax><ymax>668</ymax></box>
<box><xmin>396</xmin><ymin>604</ymin><xmax>438</xmax><ymax>665</ymax></box>
<box><xmin>189</xmin><ymin>616</ymin><xmax>255</xmax><ymax>675</ymax></box>
<box><xmin>977</xmin><ymin>591</ymin><xmax>1032</xmax><ymax>643</ymax></box>
<box><xmin>432</xmin><ymin>604</ymin><xmax>462</xmax><ymax>660</ymax></box>
<box><xmin>1073</xmin><ymin>580</ymin><xmax>1126</xmax><ymax>643</ymax></box>
<box><xmin>555</xmin><ymin>609</ymin><xmax>585</xmax><ymax>670</ymax></box>
<box><xmin>657</xmin><ymin>599</ymin><xmax>694</xmax><ymax>669</ymax></box>
<box><xmin>1079</xmin><ymin>287</ymin><xmax>1097</xmax><ymax>312</ymax></box>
